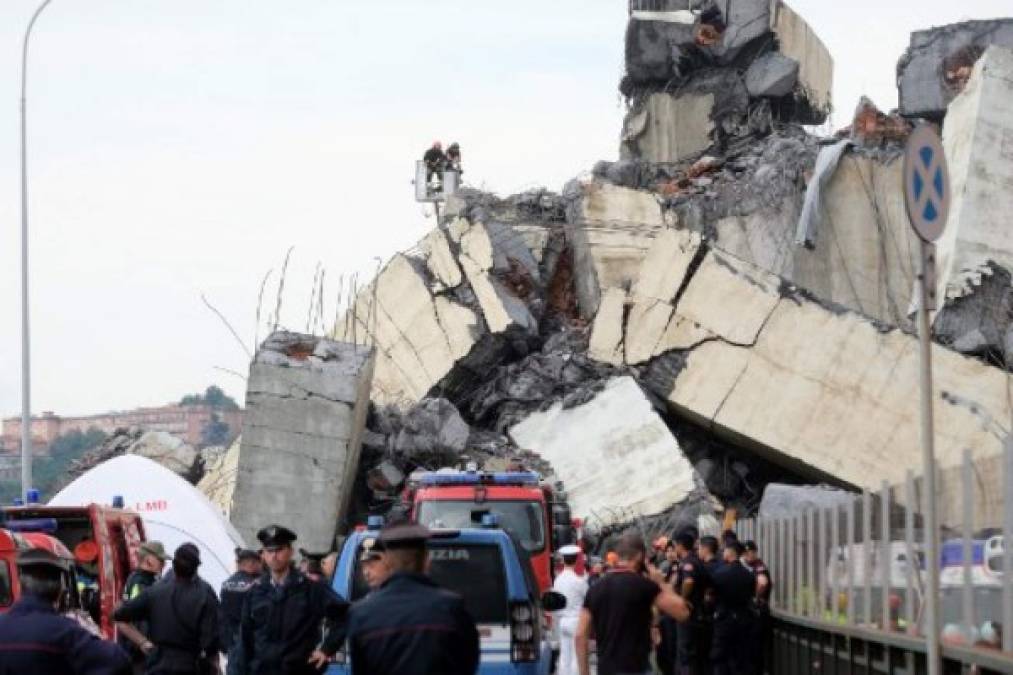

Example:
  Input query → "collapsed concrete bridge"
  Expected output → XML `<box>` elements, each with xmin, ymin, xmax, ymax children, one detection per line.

<box><xmin>192</xmin><ymin>4</ymin><xmax>1013</xmax><ymax>552</ymax></box>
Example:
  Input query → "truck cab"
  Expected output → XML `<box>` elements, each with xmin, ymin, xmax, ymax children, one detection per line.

<box><xmin>328</xmin><ymin>520</ymin><xmax>558</xmax><ymax>675</ymax></box>
<box><xmin>403</xmin><ymin>469</ymin><xmax>575</xmax><ymax>594</ymax></box>
<box><xmin>2</xmin><ymin>502</ymin><xmax>147</xmax><ymax>639</ymax></box>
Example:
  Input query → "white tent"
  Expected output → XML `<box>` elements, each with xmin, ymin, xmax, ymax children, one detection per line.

<box><xmin>50</xmin><ymin>454</ymin><xmax>246</xmax><ymax>593</ymax></box>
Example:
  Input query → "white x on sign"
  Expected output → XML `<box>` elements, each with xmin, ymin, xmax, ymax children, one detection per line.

<box><xmin>904</xmin><ymin>125</ymin><xmax>951</xmax><ymax>242</ymax></box>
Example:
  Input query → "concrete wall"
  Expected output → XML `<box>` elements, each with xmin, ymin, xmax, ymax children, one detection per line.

<box><xmin>620</xmin><ymin>92</ymin><xmax>716</xmax><ymax>163</ymax></box>
<box><xmin>232</xmin><ymin>333</ymin><xmax>375</xmax><ymax>551</ymax></box>
<box><xmin>773</xmin><ymin>1</ymin><xmax>833</xmax><ymax>117</ymax></box>
<box><xmin>937</xmin><ymin>46</ymin><xmax>1013</xmax><ymax>303</ymax></box>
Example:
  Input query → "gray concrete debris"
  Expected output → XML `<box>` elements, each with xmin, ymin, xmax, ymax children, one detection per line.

<box><xmin>393</xmin><ymin>398</ymin><xmax>471</xmax><ymax>458</ymax></box>
<box><xmin>745</xmin><ymin>52</ymin><xmax>800</xmax><ymax>98</ymax></box>
<box><xmin>366</xmin><ymin>461</ymin><xmax>405</xmax><ymax>493</ymax></box>
<box><xmin>935</xmin><ymin>263</ymin><xmax>1013</xmax><ymax>366</ymax></box>
<box><xmin>897</xmin><ymin>19</ymin><xmax>1013</xmax><ymax>118</ymax></box>
<box><xmin>232</xmin><ymin>331</ymin><xmax>375</xmax><ymax>552</ymax></box>
<box><xmin>67</xmin><ymin>427</ymin><xmax>204</xmax><ymax>487</ymax></box>
<box><xmin>758</xmin><ymin>483</ymin><xmax>854</xmax><ymax>519</ymax></box>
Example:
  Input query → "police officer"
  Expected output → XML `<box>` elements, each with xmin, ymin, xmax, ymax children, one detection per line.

<box><xmin>0</xmin><ymin>547</ymin><xmax>131</xmax><ymax>675</ymax></box>
<box><xmin>239</xmin><ymin>525</ymin><xmax>348</xmax><ymax>675</ymax></box>
<box><xmin>118</xmin><ymin>541</ymin><xmax>168</xmax><ymax>673</ymax></box>
<box><xmin>673</xmin><ymin>531</ymin><xmax>711</xmax><ymax>675</ymax></box>
<box><xmin>359</xmin><ymin>538</ymin><xmax>392</xmax><ymax>591</ymax></box>
<box><xmin>219</xmin><ymin>549</ymin><xmax>261</xmax><ymax>675</ymax></box>
<box><xmin>743</xmin><ymin>541</ymin><xmax>771</xmax><ymax>675</ymax></box>
<box><xmin>113</xmin><ymin>543</ymin><xmax>220</xmax><ymax>675</ymax></box>
<box><xmin>709</xmin><ymin>541</ymin><xmax>755</xmax><ymax>675</ymax></box>
<box><xmin>345</xmin><ymin>523</ymin><xmax>480</xmax><ymax>675</ymax></box>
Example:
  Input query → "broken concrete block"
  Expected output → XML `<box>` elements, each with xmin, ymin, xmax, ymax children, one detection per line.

<box><xmin>745</xmin><ymin>52</ymin><xmax>800</xmax><ymax>98</ymax></box>
<box><xmin>758</xmin><ymin>483</ymin><xmax>854</xmax><ymax>519</ymax></box>
<box><xmin>197</xmin><ymin>436</ymin><xmax>240</xmax><ymax>518</ymax></box>
<box><xmin>712</xmin><ymin>0</ymin><xmax>773</xmax><ymax>64</ymax></box>
<box><xmin>771</xmin><ymin>1</ymin><xmax>833</xmax><ymax>122</ymax></box>
<box><xmin>643</xmin><ymin>249</ymin><xmax>1012</xmax><ymax>491</ymax></box>
<box><xmin>455</xmin><ymin>220</ymin><xmax>537</xmax><ymax>333</ymax></box>
<box><xmin>631</xmin><ymin>228</ymin><xmax>701</xmax><ymax>302</ymax></box>
<box><xmin>232</xmin><ymin>332</ymin><xmax>375</xmax><ymax>551</ymax></box>
<box><xmin>897</xmin><ymin>19</ymin><xmax>1013</xmax><ymax>119</ymax></box>
<box><xmin>128</xmin><ymin>431</ymin><xmax>199</xmax><ymax>480</ymax></box>
<box><xmin>367</xmin><ymin>461</ymin><xmax>405</xmax><ymax>493</ymax></box>
<box><xmin>566</xmin><ymin>181</ymin><xmax>668</xmax><ymax>318</ymax></box>
<box><xmin>588</xmin><ymin>287</ymin><xmax>627</xmax><ymax>367</ymax></box>
<box><xmin>936</xmin><ymin>46</ymin><xmax>1013</xmax><ymax>305</ymax></box>
<box><xmin>335</xmin><ymin>254</ymin><xmax>481</xmax><ymax>405</ymax></box>
<box><xmin>621</xmin><ymin>91</ymin><xmax>716</xmax><ymax>163</ymax></box>
<box><xmin>509</xmin><ymin>376</ymin><xmax>707</xmax><ymax>526</ymax></box>
<box><xmin>418</xmin><ymin>229</ymin><xmax>462</xmax><ymax>291</ymax></box>
<box><xmin>624</xmin><ymin>17</ymin><xmax>697</xmax><ymax>83</ymax></box>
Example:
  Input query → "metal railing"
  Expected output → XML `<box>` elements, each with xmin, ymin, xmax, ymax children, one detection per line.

<box><xmin>736</xmin><ymin>441</ymin><xmax>1013</xmax><ymax>672</ymax></box>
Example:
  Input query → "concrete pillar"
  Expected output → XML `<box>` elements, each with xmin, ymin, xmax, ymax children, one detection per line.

<box><xmin>231</xmin><ymin>332</ymin><xmax>375</xmax><ymax>552</ymax></box>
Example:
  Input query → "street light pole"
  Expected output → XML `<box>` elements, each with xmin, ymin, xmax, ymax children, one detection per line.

<box><xmin>20</xmin><ymin>0</ymin><xmax>55</xmax><ymax>501</ymax></box>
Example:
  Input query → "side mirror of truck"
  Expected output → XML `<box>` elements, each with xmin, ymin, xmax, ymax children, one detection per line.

<box><xmin>541</xmin><ymin>590</ymin><xmax>567</xmax><ymax>612</ymax></box>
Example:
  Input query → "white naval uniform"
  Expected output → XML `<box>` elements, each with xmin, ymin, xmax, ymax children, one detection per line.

<box><xmin>552</xmin><ymin>567</ymin><xmax>589</xmax><ymax>675</ymax></box>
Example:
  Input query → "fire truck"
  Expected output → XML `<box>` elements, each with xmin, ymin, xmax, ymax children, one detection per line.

<box><xmin>401</xmin><ymin>468</ymin><xmax>576</xmax><ymax>593</ymax></box>
<box><xmin>1</xmin><ymin>499</ymin><xmax>147</xmax><ymax>639</ymax></box>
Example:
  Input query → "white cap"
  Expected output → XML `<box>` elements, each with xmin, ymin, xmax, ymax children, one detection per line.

<box><xmin>559</xmin><ymin>545</ymin><xmax>581</xmax><ymax>556</ymax></box>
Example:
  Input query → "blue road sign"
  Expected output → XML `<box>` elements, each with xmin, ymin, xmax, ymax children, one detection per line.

<box><xmin>904</xmin><ymin>125</ymin><xmax>951</xmax><ymax>242</ymax></box>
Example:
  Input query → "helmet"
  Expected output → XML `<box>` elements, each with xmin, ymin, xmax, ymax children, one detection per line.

<box><xmin>433</xmin><ymin>141</ymin><xmax>442</xmax><ymax>149</ymax></box>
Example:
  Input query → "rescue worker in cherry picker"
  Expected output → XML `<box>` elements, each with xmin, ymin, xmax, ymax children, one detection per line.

<box><xmin>445</xmin><ymin>142</ymin><xmax>462</xmax><ymax>174</ymax></box>
<box><xmin>552</xmin><ymin>544</ymin><xmax>588</xmax><ymax>675</ymax></box>
<box><xmin>422</xmin><ymin>141</ymin><xmax>446</xmax><ymax>185</ymax></box>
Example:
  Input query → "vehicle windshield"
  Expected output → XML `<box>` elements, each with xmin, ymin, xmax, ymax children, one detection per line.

<box><xmin>349</xmin><ymin>541</ymin><xmax>509</xmax><ymax>624</ymax></box>
<box><xmin>416</xmin><ymin>500</ymin><xmax>546</xmax><ymax>553</ymax></box>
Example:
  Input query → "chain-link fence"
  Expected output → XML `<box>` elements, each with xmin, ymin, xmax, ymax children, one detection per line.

<box><xmin>738</xmin><ymin>442</ymin><xmax>1013</xmax><ymax>668</ymax></box>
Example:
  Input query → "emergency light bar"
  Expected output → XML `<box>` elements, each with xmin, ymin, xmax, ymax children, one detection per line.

<box><xmin>417</xmin><ymin>471</ymin><xmax>540</xmax><ymax>487</ymax></box>
<box><xmin>6</xmin><ymin>518</ymin><xmax>58</xmax><ymax>534</ymax></box>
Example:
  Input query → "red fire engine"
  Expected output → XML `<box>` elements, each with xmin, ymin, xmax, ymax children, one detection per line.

<box><xmin>402</xmin><ymin>469</ymin><xmax>575</xmax><ymax>593</ymax></box>
<box><xmin>2</xmin><ymin>502</ymin><xmax>147</xmax><ymax>639</ymax></box>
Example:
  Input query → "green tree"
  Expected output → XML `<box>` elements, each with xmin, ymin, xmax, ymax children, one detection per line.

<box><xmin>180</xmin><ymin>385</ymin><xmax>239</xmax><ymax>410</ymax></box>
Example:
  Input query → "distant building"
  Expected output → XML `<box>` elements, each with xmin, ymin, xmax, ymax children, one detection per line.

<box><xmin>1</xmin><ymin>405</ymin><xmax>243</xmax><ymax>455</ymax></box>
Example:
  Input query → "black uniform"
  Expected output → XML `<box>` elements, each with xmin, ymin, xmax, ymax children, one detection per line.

<box><xmin>219</xmin><ymin>570</ymin><xmax>258</xmax><ymax>675</ymax></box>
<box><xmin>0</xmin><ymin>595</ymin><xmax>131</xmax><ymax>675</ymax></box>
<box><xmin>119</xmin><ymin>568</ymin><xmax>158</xmax><ymax>668</ymax></box>
<box><xmin>346</xmin><ymin>571</ymin><xmax>479</xmax><ymax>675</ymax></box>
<box><xmin>112</xmin><ymin>575</ymin><xmax>219</xmax><ymax>675</ymax></box>
<box><xmin>239</xmin><ymin>568</ymin><xmax>348</xmax><ymax>675</ymax></box>
<box><xmin>422</xmin><ymin>146</ymin><xmax>446</xmax><ymax>182</ymax></box>
<box><xmin>709</xmin><ymin>561</ymin><xmax>756</xmax><ymax>675</ymax></box>
<box><xmin>675</xmin><ymin>554</ymin><xmax>712</xmax><ymax>675</ymax></box>
<box><xmin>656</xmin><ymin>562</ymin><xmax>679</xmax><ymax>675</ymax></box>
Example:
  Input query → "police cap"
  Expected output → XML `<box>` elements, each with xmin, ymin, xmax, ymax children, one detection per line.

<box><xmin>257</xmin><ymin>524</ymin><xmax>297</xmax><ymax>549</ymax></box>
<box><xmin>377</xmin><ymin>523</ymin><xmax>431</xmax><ymax>550</ymax></box>
<box><xmin>17</xmin><ymin>547</ymin><xmax>71</xmax><ymax>572</ymax></box>
<box><xmin>558</xmin><ymin>545</ymin><xmax>581</xmax><ymax>556</ymax></box>
<box><xmin>359</xmin><ymin>537</ymin><xmax>386</xmax><ymax>563</ymax></box>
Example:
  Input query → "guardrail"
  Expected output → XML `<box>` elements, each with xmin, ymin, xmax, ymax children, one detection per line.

<box><xmin>736</xmin><ymin>442</ymin><xmax>1013</xmax><ymax>673</ymax></box>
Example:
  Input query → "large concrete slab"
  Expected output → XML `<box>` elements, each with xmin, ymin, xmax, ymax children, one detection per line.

<box><xmin>937</xmin><ymin>46</ymin><xmax>1013</xmax><ymax>303</ymax></box>
<box><xmin>509</xmin><ymin>376</ymin><xmax>704</xmax><ymax>527</ymax></box>
<box><xmin>637</xmin><ymin>248</ymin><xmax>1011</xmax><ymax>491</ymax></box>
<box><xmin>232</xmin><ymin>333</ymin><xmax>375</xmax><ymax>551</ymax></box>
<box><xmin>897</xmin><ymin>19</ymin><xmax>1013</xmax><ymax>119</ymax></box>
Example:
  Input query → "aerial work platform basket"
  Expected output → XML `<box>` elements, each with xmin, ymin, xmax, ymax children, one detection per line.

<box><xmin>415</xmin><ymin>160</ymin><xmax>459</xmax><ymax>203</ymax></box>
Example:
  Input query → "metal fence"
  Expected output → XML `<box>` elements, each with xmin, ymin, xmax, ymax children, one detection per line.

<box><xmin>737</xmin><ymin>442</ymin><xmax>1013</xmax><ymax>672</ymax></box>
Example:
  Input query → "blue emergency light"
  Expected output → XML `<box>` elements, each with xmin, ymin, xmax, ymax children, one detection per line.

<box><xmin>26</xmin><ymin>489</ymin><xmax>40</xmax><ymax>504</ymax></box>
<box><xmin>112</xmin><ymin>495</ymin><xmax>125</xmax><ymax>508</ymax></box>
<box><xmin>481</xmin><ymin>513</ymin><xmax>500</xmax><ymax>528</ymax></box>
<box><xmin>6</xmin><ymin>518</ymin><xmax>58</xmax><ymax>534</ymax></box>
<box><xmin>418</xmin><ymin>471</ymin><xmax>540</xmax><ymax>487</ymax></box>
<box><xmin>366</xmin><ymin>515</ymin><xmax>385</xmax><ymax>531</ymax></box>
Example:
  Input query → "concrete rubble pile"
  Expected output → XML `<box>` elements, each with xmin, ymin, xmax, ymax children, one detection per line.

<box><xmin>198</xmin><ymin>9</ymin><xmax>1013</xmax><ymax>544</ymax></box>
<box><xmin>68</xmin><ymin>428</ymin><xmax>204</xmax><ymax>486</ymax></box>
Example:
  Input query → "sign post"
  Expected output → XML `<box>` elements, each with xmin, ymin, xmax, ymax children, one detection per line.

<box><xmin>903</xmin><ymin>123</ymin><xmax>951</xmax><ymax>675</ymax></box>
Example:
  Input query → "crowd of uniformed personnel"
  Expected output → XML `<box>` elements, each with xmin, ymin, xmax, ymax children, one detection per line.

<box><xmin>0</xmin><ymin>513</ymin><xmax>770</xmax><ymax>675</ymax></box>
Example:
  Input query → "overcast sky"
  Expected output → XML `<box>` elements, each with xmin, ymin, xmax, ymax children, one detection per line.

<box><xmin>0</xmin><ymin>1</ymin><xmax>1009</xmax><ymax>418</ymax></box>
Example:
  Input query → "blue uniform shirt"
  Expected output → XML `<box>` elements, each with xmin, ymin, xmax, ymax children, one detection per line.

<box><xmin>0</xmin><ymin>595</ymin><xmax>130</xmax><ymax>675</ymax></box>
